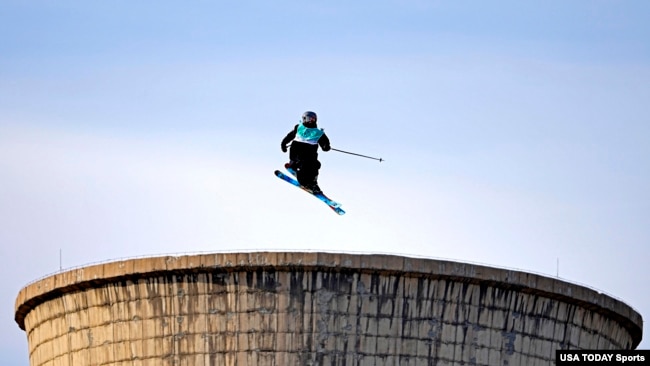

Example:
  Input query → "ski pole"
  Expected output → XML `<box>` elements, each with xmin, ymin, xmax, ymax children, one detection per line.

<box><xmin>331</xmin><ymin>148</ymin><xmax>384</xmax><ymax>162</ymax></box>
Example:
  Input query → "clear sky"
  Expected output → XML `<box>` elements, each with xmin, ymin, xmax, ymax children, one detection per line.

<box><xmin>2</xmin><ymin>1</ymin><xmax>649</xmax><ymax>363</ymax></box>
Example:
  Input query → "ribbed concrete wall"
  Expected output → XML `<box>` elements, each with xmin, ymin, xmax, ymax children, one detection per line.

<box><xmin>15</xmin><ymin>252</ymin><xmax>642</xmax><ymax>366</ymax></box>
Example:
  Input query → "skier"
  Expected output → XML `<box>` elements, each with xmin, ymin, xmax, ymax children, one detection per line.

<box><xmin>281</xmin><ymin>111</ymin><xmax>331</xmax><ymax>195</ymax></box>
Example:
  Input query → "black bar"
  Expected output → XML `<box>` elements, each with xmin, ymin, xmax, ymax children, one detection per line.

<box><xmin>556</xmin><ymin>350</ymin><xmax>650</xmax><ymax>365</ymax></box>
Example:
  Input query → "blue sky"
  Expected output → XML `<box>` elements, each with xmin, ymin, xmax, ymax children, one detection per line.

<box><xmin>2</xmin><ymin>1</ymin><xmax>649</xmax><ymax>363</ymax></box>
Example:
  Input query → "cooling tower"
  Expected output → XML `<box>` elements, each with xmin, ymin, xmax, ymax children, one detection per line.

<box><xmin>15</xmin><ymin>252</ymin><xmax>642</xmax><ymax>365</ymax></box>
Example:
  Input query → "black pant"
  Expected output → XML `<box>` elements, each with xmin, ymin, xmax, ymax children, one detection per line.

<box><xmin>289</xmin><ymin>142</ymin><xmax>321</xmax><ymax>186</ymax></box>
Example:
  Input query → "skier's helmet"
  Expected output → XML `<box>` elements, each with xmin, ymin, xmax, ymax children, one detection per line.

<box><xmin>302</xmin><ymin>111</ymin><xmax>317</xmax><ymax>124</ymax></box>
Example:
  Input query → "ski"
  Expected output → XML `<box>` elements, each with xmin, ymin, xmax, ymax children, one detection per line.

<box><xmin>278</xmin><ymin>168</ymin><xmax>342</xmax><ymax>209</ymax></box>
<box><xmin>274</xmin><ymin>170</ymin><xmax>345</xmax><ymax>215</ymax></box>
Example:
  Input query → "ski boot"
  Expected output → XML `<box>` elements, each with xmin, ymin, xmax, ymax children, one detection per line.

<box><xmin>284</xmin><ymin>162</ymin><xmax>298</xmax><ymax>177</ymax></box>
<box><xmin>306</xmin><ymin>182</ymin><xmax>323</xmax><ymax>195</ymax></box>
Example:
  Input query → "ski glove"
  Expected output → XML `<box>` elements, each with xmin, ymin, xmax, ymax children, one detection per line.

<box><xmin>281</xmin><ymin>145</ymin><xmax>288</xmax><ymax>153</ymax></box>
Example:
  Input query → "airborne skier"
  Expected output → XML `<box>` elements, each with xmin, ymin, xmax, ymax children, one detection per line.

<box><xmin>280</xmin><ymin>111</ymin><xmax>331</xmax><ymax>195</ymax></box>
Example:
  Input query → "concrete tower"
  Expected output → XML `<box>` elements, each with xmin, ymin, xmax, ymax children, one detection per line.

<box><xmin>15</xmin><ymin>252</ymin><xmax>642</xmax><ymax>365</ymax></box>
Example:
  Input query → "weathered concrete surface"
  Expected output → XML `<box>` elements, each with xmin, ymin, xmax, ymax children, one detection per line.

<box><xmin>15</xmin><ymin>252</ymin><xmax>643</xmax><ymax>365</ymax></box>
